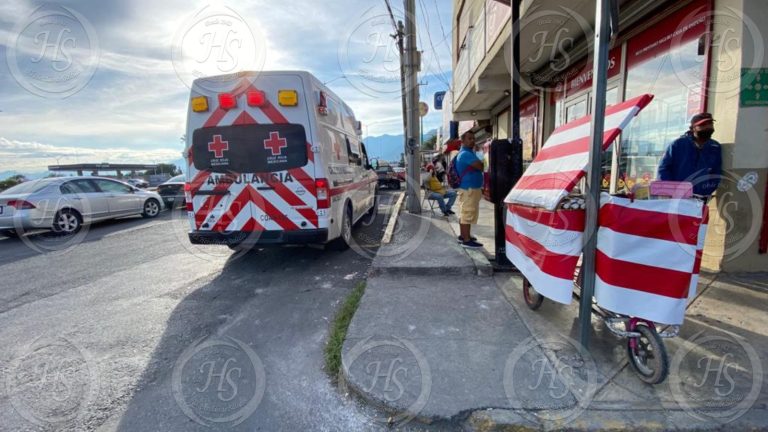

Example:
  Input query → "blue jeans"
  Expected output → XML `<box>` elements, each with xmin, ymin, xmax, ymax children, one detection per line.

<box><xmin>429</xmin><ymin>190</ymin><xmax>457</xmax><ymax>213</ymax></box>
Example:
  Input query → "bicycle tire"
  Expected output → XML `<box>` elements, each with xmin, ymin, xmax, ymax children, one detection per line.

<box><xmin>522</xmin><ymin>277</ymin><xmax>545</xmax><ymax>311</ymax></box>
<box><xmin>626</xmin><ymin>323</ymin><xmax>669</xmax><ymax>384</ymax></box>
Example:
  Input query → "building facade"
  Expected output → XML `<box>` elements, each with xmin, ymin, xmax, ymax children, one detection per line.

<box><xmin>451</xmin><ymin>0</ymin><xmax>768</xmax><ymax>272</ymax></box>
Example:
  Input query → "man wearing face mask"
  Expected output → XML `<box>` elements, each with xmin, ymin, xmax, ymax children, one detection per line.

<box><xmin>657</xmin><ymin>113</ymin><xmax>722</xmax><ymax>198</ymax></box>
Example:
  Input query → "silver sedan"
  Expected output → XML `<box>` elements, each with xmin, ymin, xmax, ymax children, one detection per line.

<box><xmin>0</xmin><ymin>176</ymin><xmax>165</xmax><ymax>236</ymax></box>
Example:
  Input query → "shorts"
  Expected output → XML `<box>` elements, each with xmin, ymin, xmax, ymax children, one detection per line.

<box><xmin>458</xmin><ymin>188</ymin><xmax>482</xmax><ymax>224</ymax></box>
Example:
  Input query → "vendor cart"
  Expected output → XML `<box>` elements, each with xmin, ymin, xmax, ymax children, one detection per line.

<box><xmin>504</xmin><ymin>95</ymin><xmax>708</xmax><ymax>384</ymax></box>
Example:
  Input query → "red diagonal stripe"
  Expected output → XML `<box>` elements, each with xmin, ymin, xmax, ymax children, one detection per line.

<box><xmin>241</xmin><ymin>217</ymin><xmax>265</xmax><ymax>232</ymax></box>
<box><xmin>260</xmin><ymin>176</ymin><xmax>317</xmax><ymax>228</ymax></box>
<box><xmin>210</xmin><ymin>187</ymin><xmax>252</xmax><ymax>231</ymax></box>
<box><xmin>595</xmin><ymin>249</ymin><xmax>691</xmax><ymax>299</ymax></box>
<box><xmin>248</xmin><ymin>186</ymin><xmax>300</xmax><ymax>231</ymax></box>
<box><xmin>506</xmin><ymin>224</ymin><xmax>580</xmax><ymax>280</ymax></box>
<box><xmin>189</xmin><ymin>170</ymin><xmax>210</xmax><ymax>195</ymax></box>
<box><xmin>194</xmin><ymin>173</ymin><xmax>239</xmax><ymax>228</ymax></box>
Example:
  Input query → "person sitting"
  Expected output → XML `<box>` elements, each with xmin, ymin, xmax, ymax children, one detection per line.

<box><xmin>425</xmin><ymin>166</ymin><xmax>456</xmax><ymax>217</ymax></box>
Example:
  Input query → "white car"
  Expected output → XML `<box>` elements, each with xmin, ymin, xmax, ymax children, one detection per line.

<box><xmin>0</xmin><ymin>176</ymin><xmax>164</xmax><ymax>236</ymax></box>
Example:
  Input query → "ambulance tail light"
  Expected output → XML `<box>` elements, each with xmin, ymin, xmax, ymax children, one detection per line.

<box><xmin>315</xmin><ymin>178</ymin><xmax>329</xmax><ymax>209</ymax></box>
<box><xmin>246</xmin><ymin>90</ymin><xmax>266</xmax><ymax>107</ymax></box>
<box><xmin>184</xmin><ymin>183</ymin><xmax>193</xmax><ymax>211</ymax></box>
<box><xmin>218</xmin><ymin>93</ymin><xmax>237</xmax><ymax>110</ymax></box>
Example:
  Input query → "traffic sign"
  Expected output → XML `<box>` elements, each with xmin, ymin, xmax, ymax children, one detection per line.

<box><xmin>418</xmin><ymin>101</ymin><xmax>429</xmax><ymax>117</ymax></box>
<box><xmin>434</xmin><ymin>91</ymin><xmax>446</xmax><ymax>110</ymax></box>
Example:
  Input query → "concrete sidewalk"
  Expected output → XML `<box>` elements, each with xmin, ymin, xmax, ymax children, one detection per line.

<box><xmin>342</xmin><ymin>196</ymin><xmax>768</xmax><ymax>431</ymax></box>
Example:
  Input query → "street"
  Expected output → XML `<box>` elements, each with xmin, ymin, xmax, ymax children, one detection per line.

<box><xmin>0</xmin><ymin>189</ymin><xmax>445</xmax><ymax>431</ymax></box>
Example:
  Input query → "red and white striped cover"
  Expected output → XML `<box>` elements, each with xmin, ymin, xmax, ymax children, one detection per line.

<box><xmin>594</xmin><ymin>194</ymin><xmax>704</xmax><ymax>325</ymax></box>
<box><xmin>687</xmin><ymin>205</ymin><xmax>709</xmax><ymax>301</ymax></box>
<box><xmin>505</xmin><ymin>204</ymin><xmax>585</xmax><ymax>304</ymax></box>
<box><xmin>504</xmin><ymin>94</ymin><xmax>654</xmax><ymax>211</ymax></box>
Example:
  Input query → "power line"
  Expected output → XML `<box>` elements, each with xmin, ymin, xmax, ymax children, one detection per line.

<box><xmin>418</xmin><ymin>0</ymin><xmax>452</xmax><ymax>91</ymax></box>
<box><xmin>383</xmin><ymin>0</ymin><xmax>398</xmax><ymax>34</ymax></box>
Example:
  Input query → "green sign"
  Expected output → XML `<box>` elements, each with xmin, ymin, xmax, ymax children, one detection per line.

<box><xmin>741</xmin><ymin>68</ymin><xmax>768</xmax><ymax>107</ymax></box>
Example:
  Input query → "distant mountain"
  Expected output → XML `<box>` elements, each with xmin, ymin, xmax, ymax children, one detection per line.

<box><xmin>364</xmin><ymin>129</ymin><xmax>436</xmax><ymax>163</ymax></box>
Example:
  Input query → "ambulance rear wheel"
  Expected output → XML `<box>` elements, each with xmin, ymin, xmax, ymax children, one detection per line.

<box><xmin>328</xmin><ymin>205</ymin><xmax>352</xmax><ymax>251</ymax></box>
<box><xmin>523</xmin><ymin>278</ymin><xmax>544</xmax><ymax>310</ymax></box>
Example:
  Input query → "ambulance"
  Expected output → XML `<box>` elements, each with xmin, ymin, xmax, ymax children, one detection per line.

<box><xmin>183</xmin><ymin>71</ymin><xmax>378</xmax><ymax>250</ymax></box>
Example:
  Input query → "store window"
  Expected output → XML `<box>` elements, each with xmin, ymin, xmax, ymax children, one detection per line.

<box><xmin>519</xmin><ymin>96</ymin><xmax>539</xmax><ymax>170</ymax></box>
<box><xmin>618</xmin><ymin>4</ymin><xmax>709</xmax><ymax>191</ymax></box>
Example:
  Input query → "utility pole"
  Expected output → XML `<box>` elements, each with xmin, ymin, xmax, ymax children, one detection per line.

<box><xmin>396</xmin><ymin>20</ymin><xmax>408</xmax><ymax>165</ymax></box>
<box><xmin>404</xmin><ymin>0</ymin><xmax>421</xmax><ymax>213</ymax></box>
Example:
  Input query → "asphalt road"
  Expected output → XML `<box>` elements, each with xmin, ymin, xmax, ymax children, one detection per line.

<box><xmin>0</xmin><ymin>189</ymin><xmax>449</xmax><ymax>431</ymax></box>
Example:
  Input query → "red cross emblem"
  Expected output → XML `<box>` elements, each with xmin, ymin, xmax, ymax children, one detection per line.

<box><xmin>264</xmin><ymin>131</ymin><xmax>288</xmax><ymax>156</ymax></box>
<box><xmin>208</xmin><ymin>135</ymin><xmax>229</xmax><ymax>158</ymax></box>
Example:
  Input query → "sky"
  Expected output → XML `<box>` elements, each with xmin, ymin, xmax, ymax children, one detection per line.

<box><xmin>0</xmin><ymin>0</ymin><xmax>453</xmax><ymax>174</ymax></box>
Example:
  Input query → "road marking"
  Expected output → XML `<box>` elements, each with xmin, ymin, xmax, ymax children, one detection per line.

<box><xmin>381</xmin><ymin>192</ymin><xmax>405</xmax><ymax>244</ymax></box>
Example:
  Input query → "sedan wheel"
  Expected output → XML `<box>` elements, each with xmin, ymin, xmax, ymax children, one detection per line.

<box><xmin>53</xmin><ymin>210</ymin><xmax>81</xmax><ymax>235</ymax></box>
<box><xmin>142</xmin><ymin>199</ymin><xmax>160</xmax><ymax>218</ymax></box>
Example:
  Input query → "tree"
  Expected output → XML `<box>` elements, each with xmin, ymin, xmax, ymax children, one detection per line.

<box><xmin>421</xmin><ymin>134</ymin><xmax>437</xmax><ymax>151</ymax></box>
<box><xmin>154</xmin><ymin>163</ymin><xmax>181</xmax><ymax>176</ymax></box>
<box><xmin>0</xmin><ymin>175</ymin><xmax>27</xmax><ymax>192</ymax></box>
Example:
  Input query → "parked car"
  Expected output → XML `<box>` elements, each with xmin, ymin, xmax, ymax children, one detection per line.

<box><xmin>157</xmin><ymin>174</ymin><xmax>186</xmax><ymax>208</ymax></box>
<box><xmin>393</xmin><ymin>166</ymin><xmax>406</xmax><ymax>181</ymax></box>
<box><xmin>0</xmin><ymin>176</ymin><xmax>164</xmax><ymax>237</ymax></box>
<box><xmin>376</xmin><ymin>165</ymin><xmax>401</xmax><ymax>190</ymax></box>
<box><xmin>126</xmin><ymin>178</ymin><xmax>149</xmax><ymax>188</ymax></box>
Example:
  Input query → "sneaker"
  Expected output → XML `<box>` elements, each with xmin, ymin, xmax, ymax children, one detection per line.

<box><xmin>446</xmin><ymin>210</ymin><xmax>455</xmax><ymax>215</ymax></box>
<box><xmin>457</xmin><ymin>235</ymin><xmax>477</xmax><ymax>243</ymax></box>
<box><xmin>461</xmin><ymin>240</ymin><xmax>484</xmax><ymax>249</ymax></box>
<box><xmin>442</xmin><ymin>211</ymin><xmax>451</xmax><ymax>217</ymax></box>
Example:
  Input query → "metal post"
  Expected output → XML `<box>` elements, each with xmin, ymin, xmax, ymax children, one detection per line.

<box><xmin>420</xmin><ymin>115</ymin><xmax>423</xmax><ymax>148</ymax></box>
<box><xmin>495</xmin><ymin>0</ymin><xmax>522</xmax><ymax>266</ymax></box>
<box><xmin>404</xmin><ymin>0</ymin><xmax>421</xmax><ymax>213</ymax></box>
<box><xmin>579</xmin><ymin>0</ymin><xmax>613</xmax><ymax>349</ymax></box>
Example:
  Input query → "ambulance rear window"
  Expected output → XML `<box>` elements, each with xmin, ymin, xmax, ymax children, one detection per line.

<box><xmin>192</xmin><ymin>124</ymin><xmax>308</xmax><ymax>173</ymax></box>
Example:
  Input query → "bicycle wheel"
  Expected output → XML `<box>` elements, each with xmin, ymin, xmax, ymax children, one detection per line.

<box><xmin>626</xmin><ymin>323</ymin><xmax>669</xmax><ymax>384</ymax></box>
<box><xmin>522</xmin><ymin>277</ymin><xmax>544</xmax><ymax>310</ymax></box>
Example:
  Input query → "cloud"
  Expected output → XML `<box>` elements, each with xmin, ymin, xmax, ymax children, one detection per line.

<box><xmin>0</xmin><ymin>0</ymin><xmax>454</xmax><ymax>173</ymax></box>
<box><xmin>0</xmin><ymin>137</ymin><xmax>182</xmax><ymax>171</ymax></box>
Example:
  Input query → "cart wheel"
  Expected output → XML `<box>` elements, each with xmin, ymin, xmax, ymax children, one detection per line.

<box><xmin>627</xmin><ymin>324</ymin><xmax>669</xmax><ymax>384</ymax></box>
<box><xmin>522</xmin><ymin>277</ymin><xmax>544</xmax><ymax>311</ymax></box>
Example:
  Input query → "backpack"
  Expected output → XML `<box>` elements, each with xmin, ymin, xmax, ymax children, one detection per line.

<box><xmin>447</xmin><ymin>155</ymin><xmax>471</xmax><ymax>189</ymax></box>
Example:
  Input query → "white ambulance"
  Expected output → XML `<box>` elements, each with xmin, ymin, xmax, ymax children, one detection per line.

<box><xmin>183</xmin><ymin>71</ymin><xmax>378</xmax><ymax>250</ymax></box>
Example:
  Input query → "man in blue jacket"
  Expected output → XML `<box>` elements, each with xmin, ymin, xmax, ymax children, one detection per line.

<box><xmin>657</xmin><ymin>113</ymin><xmax>722</xmax><ymax>198</ymax></box>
